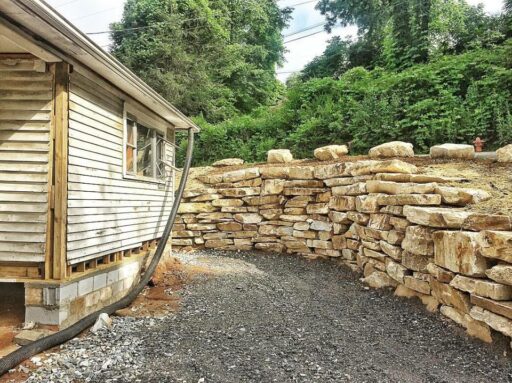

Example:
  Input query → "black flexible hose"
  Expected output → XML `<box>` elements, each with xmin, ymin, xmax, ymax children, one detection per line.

<box><xmin>0</xmin><ymin>128</ymin><xmax>195</xmax><ymax>377</ymax></box>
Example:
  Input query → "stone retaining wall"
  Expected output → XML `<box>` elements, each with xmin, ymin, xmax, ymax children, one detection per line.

<box><xmin>174</xmin><ymin>159</ymin><xmax>512</xmax><ymax>346</ymax></box>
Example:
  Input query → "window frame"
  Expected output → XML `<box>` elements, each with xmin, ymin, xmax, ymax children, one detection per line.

<box><xmin>122</xmin><ymin>102</ymin><xmax>173</xmax><ymax>184</ymax></box>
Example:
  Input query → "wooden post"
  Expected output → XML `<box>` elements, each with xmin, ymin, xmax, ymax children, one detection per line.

<box><xmin>52</xmin><ymin>62</ymin><xmax>70</xmax><ymax>280</ymax></box>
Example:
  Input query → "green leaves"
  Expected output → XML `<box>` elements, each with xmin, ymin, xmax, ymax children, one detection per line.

<box><xmin>110</xmin><ymin>0</ymin><xmax>290</xmax><ymax>123</ymax></box>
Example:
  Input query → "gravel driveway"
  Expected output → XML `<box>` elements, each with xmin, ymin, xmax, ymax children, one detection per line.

<box><xmin>24</xmin><ymin>251</ymin><xmax>512</xmax><ymax>382</ymax></box>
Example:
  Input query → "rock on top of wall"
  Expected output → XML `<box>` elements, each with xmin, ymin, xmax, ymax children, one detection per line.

<box><xmin>430</xmin><ymin>144</ymin><xmax>475</xmax><ymax>159</ymax></box>
<box><xmin>314</xmin><ymin>145</ymin><xmax>349</xmax><ymax>161</ymax></box>
<box><xmin>212</xmin><ymin>158</ymin><xmax>245</xmax><ymax>167</ymax></box>
<box><xmin>267</xmin><ymin>149</ymin><xmax>293</xmax><ymax>163</ymax></box>
<box><xmin>368</xmin><ymin>141</ymin><xmax>414</xmax><ymax>158</ymax></box>
<box><xmin>496</xmin><ymin>144</ymin><xmax>512</xmax><ymax>163</ymax></box>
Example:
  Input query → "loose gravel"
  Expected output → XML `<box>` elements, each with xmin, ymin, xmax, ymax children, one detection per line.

<box><xmin>24</xmin><ymin>250</ymin><xmax>512</xmax><ymax>382</ymax></box>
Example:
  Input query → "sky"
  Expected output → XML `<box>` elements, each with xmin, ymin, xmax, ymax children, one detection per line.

<box><xmin>45</xmin><ymin>0</ymin><xmax>506</xmax><ymax>82</ymax></box>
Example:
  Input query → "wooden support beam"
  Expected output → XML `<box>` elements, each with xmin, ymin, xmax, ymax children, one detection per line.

<box><xmin>52</xmin><ymin>62</ymin><xmax>70</xmax><ymax>280</ymax></box>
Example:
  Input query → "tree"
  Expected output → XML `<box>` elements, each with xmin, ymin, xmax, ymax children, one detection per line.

<box><xmin>300</xmin><ymin>36</ymin><xmax>351</xmax><ymax>80</ymax></box>
<box><xmin>111</xmin><ymin>0</ymin><xmax>291</xmax><ymax>122</ymax></box>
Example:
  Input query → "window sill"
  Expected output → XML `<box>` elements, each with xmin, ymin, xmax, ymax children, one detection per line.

<box><xmin>124</xmin><ymin>173</ymin><xmax>167</xmax><ymax>185</ymax></box>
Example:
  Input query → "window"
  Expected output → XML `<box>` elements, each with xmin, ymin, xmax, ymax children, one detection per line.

<box><xmin>124</xmin><ymin>117</ymin><xmax>166</xmax><ymax>180</ymax></box>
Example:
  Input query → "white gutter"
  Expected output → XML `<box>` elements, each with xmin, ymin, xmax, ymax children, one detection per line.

<box><xmin>0</xmin><ymin>0</ymin><xmax>200</xmax><ymax>132</ymax></box>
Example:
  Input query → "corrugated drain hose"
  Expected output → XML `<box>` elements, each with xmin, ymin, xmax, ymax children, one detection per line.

<box><xmin>0</xmin><ymin>128</ymin><xmax>195</xmax><ymax>376</ymax></box>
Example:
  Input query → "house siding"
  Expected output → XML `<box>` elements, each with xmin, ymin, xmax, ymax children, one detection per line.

<box><xmin>66</xmin><ymin>71</ymin><xmax>175</xmax><ymax>264</ymax></box>
<box><xmin>0</xmin><ymin>57</ymin><xmax>51</xmax><ymax>263</ymax></box>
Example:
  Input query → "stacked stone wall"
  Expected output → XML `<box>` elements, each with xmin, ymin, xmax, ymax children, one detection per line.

<box><xmin>174</xmin><ymin>159</ymin><xmax>512</xmax><ymax>345</ymax></box>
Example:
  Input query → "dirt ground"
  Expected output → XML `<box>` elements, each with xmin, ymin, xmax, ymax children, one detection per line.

<box><xmin>15</xmin><ymin>250</ymin><xmax>512</xmax><ymax>383</ymax></box>
<box><xmin>182</xmin><ymin>157</ymin><xmax>512</xmax><ymax>216</ymax></box>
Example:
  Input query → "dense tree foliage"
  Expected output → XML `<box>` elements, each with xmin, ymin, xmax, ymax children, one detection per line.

<box><xmin>111</xmin><ymin>0</ymin><xmax>291</xmax><ymax>122</ymax></box>
<box><xmin>314</xmin><ymin>0</ymin><xmax>508</xmax><ymax>72</ymax></box>
<box><xmin>183</xmin><ymin>43</ymin><xmax>512</xmax><ymax>165</ymax></box>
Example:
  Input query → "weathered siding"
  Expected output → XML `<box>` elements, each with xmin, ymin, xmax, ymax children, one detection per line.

<box><xmin>67</xmin><ymin>71</ymin><xmax>175</xmax><ymax>264</ymax></box>
<box><xmin>0</xmin><ymin>58</ymin><xmax>51</xmax><ymax>263</ymax></box>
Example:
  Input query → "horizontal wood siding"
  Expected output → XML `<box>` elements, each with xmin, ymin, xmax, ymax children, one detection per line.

<box><xmin>67</xmin><ymin>72</ymin><xmax>175</xmax><ymax>264</ymax></box>
<box><xmin>0</xmin><ymin>58</ymin><xmax>51</xmax><ymax>263</ymax></box>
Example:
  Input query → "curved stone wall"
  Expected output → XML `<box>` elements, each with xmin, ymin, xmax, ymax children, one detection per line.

<box><xmin>174</xmin><ymin>159</ymin><xmax>512</xmax><ymax>345</ymax></box>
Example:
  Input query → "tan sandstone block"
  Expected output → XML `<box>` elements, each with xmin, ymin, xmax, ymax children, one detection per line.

<box><xmin>402</xmin><ymin>226</ymin><xmax>434</xmax><ymax>256</ymax></box>
<box><xmin>402</xmin><ymin>251</ymin><xmax>431</xmax><ymax>272</ymax></box>
<box><xmin>377</xmin><ymin>194</ymin><xmax>441</xmax><ymax>206</ymax></box>
<box><xmin>178</xmin><ymin>203</ymin><xmax>217</xmax><ymax>214</ymax></box>
<box><xmin>430</xmin><ymin>144</ymin><xmax>474</xmax><ymax>159</ymax></box>
<box><xmin>477</xmin><ymin>231</ymin><xmax>512</xmax><ymax>263</ymax></box>
<box><xmin>450</xmin><ymin>275</ymin><xmax>512</xmax><ymax>301</ymax></box>
<box><xmin>362</xmin><ymin>271</ymin><xmax>399</xmax><ymax>289</ymax></box>
<box><xmin>386</xmin><ymin>259</ymin><xmax>409</xmax><ymax>284</ymax></box>
<box><xmin>434</xmin><ymin>186</ymin><xmax>491</xmax><ymax>206</ymax></box>
<box><xmin>403</xmin><ymin>206</ymin><xmax>512</xmax><ymax>231</ymax></box>
<box><xmin>233</xmin><ymin>213</ymin><xmax>263</xmax><ymax>224</ymax></box>
<box><xmin>243</xmin><ymin>195</ymin><xmax>283</xmax><ymax>206</ymax></box>
<box><xmin>260</xmin><ymin>167</ymin><xmax>289</xmax><ymax>179</ymax></box>
<box><xmin>470</xmin><ymin>306</ymin><xmax>512</xmax><ymax>338</ymax></box>
<box><xmin>314</xmin><ymin>145</ymin><xmax>349</xmax><ymax>160</ymax></box>
<box><xmin>218</xmin><ymin>188</ymin><xmax>261</xmax><ymax>198</ymax></box>
<box><xmin>289</xmin><ymin>166</ymin><xmax>314</xmax><ymax>180</ymax></box>
<box><xmin>329</xmin><ymin>196</ymin><xmax>356</xmax><ymax>211</ymax></box>
<box><xmin>368</xmin><ymin>214</ymin><xmax>392</xmax><ymax>231</ymax></box>
<box><xmin>433</xmin><ymin>231</ymin><xmax>489</xmax><ymax>277</ymax></box>
<box><xmin>366</xmin><ymin>180</ymin><xmax>436</xmax><ymax>195</ymax></box>
<box><xmin>426</xmin><ymin>263</ymin><xmax>455</xmax><ymax>283</ymax></box>
<box><xmin>222</xmin><ymin>168</ymin><xmax>260</xmax><ymax>183</ymax></box>
<box><xmin>368</xmin><ymin>141</ymin><xmax>414</xmax><ymax>158</ymax></box>
<box><xmin>261</xmin><ymin>179</ymin><xmax>286</xmax><ymax>195</ymax></box>
<box><xmin>404</xmin><ymin>276</ymin><xmax>430</xmax><ymax>295</ymax></box>
<box><xmin>268</xmin><ymin>149</ymin><xmax>293</xmax><ymax>163</ymax></box>
<box><xmin>332</xmin><ymin>183</ymin><xmax>367</xmax><ymax>196</ymax></box>
<box><xmin>314</xmin><ymin>163</ymin><xmax>347</xmax><ymax>180</ymax></box>
<box><xmin>379</xmin><ymin>241</ymin><xmax>403</xmax><ymax>261</ymax></box>
<box><xmin>355</xmin><ymin>194</ymin><xmax>383</xmax><ymax>213</ymax></box>
<box><xmin>486</xmin><ymin>265</ymin><xmax>512</xmax><ymax>286</ymax></box>
<box><xmin>431</xmin><ymin>279</ymin><xmax>471</xmax><ymax>313</ymax></box>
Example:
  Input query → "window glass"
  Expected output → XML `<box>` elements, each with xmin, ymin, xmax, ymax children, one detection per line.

<box><xmin>124</xmin><ymin>113</ymin><xmax>168</xmax><ymax>181</ymax></box>
<box><xmin>137</xmin><ymin>124</ymin><xmax>153</xmax><ymax>178</ymax></box>
<box><xmin>125</xmin><ymin>119</ymin><xmax>136</xmax><ymax>174</ymax></box>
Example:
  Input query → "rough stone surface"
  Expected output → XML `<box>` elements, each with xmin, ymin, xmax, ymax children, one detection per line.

<box><xmin>431</xmin><ymin>280</ymin><xmax>471</xmax><ymax>313</ymax></box>
<box><xmin>368</xmin><ymin>141</ymin><xmax>414</xmax><ymax>158</ymax></box>
<box><xmin>434</xmin><ymin>187</ymin><xmax>491</xmax><ymax>206</ymax></box>
<box><xmin>470</xmin><ymin>306</ymin><xmax>512</xmax><ymax>338</ymax></box>
<box><xmin>313</xmin><ymin>145</ymin><xmax>349</xmax><ymax>161</ymax></box>
<box><xmin>496</xmin><ymin>144</ymin><xmax>512</xmax><ymax>163</ymax></box>
<box><xmin>477</xmin><ymin>231</ymin><xmax>512</xmax><ymax>263</ymax></box>
<box><xmin>367</xmin><ymin>180</ymin><xmax>436</xmax><ymax>195</ymax></box>
<box><xmin>450</xmin><ymin>275</ymin><xmax>512</xmax><ymax>301</ymax></box>
<box><xmin>402</xmin><ymin>226</ymin><xmax>435</xmax><ymax>256</ymax></box>
<box><xmin>222</xmin><ymin>167</ymin><xmax>260</xmax><ymax>183</ymax></box>
<box><xmin>433</xmin><ymin>231</ymin><xmax>490</xmax><ymax>277</ymax></box>
<box><xmin>486</xmin><ymin>264</ymin><xmax>512</xmax><ymax>286</ymax></box>
<box><xmin>362</xmin><ymin>271</ymin><xmax>398</xmax><ymax>289</ymax></box>
<box><xmin>430</xmin><ymin>144</ymin><xmax>475</xmax><ymax>159</ymax></box>
<box><xmin>212</xmin><ymin>158</ymin><xmax>245</xmax><ymax>167</ymax></box>
<box><xmin>267</xmin><ymin>149</ymin><xmax>293</xmax><ymax>163</ymax></box>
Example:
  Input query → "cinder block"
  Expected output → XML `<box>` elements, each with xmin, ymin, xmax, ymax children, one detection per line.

<box><xmin>93</xmin><ymin>273</ymin><xmax>107</xmax><ymax>291</ymax></box>
<box><xmin>57</xmin><ymin>283</ymin><xmax>78</xmax><ymax>303</ymax></box>
<box><xmin>85</xmin><ymin>290</ymin><xmax>101</xmax><ymax>308</ymax></box>
<box><xmin>111</xmin><ymin>280</ymin><xmax>125</xmax><ymax>297</ymax></box>
<box><xmin>25</xmin><ymin>287</ymin><xmax>43</xmax><ymax>305</ymax></box>
<box><xmin>77</xmin><ymin>277</ymin><xmax>94</xmax><ymax>296</ymax></box>
<box><xmin>118</xmin><ymin>262</ymin><xmax>139</xmax><ymax>279</ymax></box>
<box><xmin>25</xmin><ymin>306</ymin><xmax>68</xmax><ymax>326</ymax></box>
<box><xmin>107</xmin><ymin>269</ymin><xmax>119</xmax><ymax>285</ymax></box>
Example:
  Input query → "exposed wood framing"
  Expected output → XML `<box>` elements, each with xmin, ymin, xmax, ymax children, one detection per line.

<box><xmin>52</xmin><ymin>62</ymin><xmax>70</xmax><ymax>280</ymax></box>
